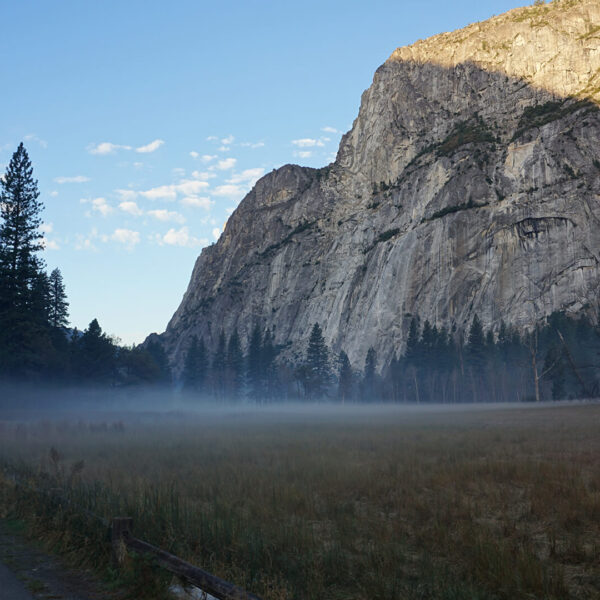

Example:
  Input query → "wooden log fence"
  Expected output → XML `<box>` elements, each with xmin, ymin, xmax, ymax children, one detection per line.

<box><xmin>111</xmin><ymin>518</ymin><xmax>262</xmax><ymax>600</ymax></box>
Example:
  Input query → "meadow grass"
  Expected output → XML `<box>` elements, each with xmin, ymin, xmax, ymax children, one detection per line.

<box><xmin>0</xmin><ymin>403</ymin><xmax>599</xmax><ymax>599</ymax></box>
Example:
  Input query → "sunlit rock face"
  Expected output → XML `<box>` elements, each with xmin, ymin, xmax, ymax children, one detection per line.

<box><xmin>160</xmin><ymin>0</ymin><xmax>600</xmax><ymax>371</ymax></box>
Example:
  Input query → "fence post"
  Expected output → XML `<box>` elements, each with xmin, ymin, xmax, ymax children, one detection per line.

<box><xmin>111</xmin><ymin>517</ymin><xmax>133</xmax><ymax>566</ymax></box>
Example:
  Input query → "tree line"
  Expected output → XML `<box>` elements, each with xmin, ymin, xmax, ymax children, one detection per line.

<box><xmin>181</xmin><ymin>314</ymin><xmax>600</xmax><ymax>403</ymax></box>
<box><xmin>2</xmin><ymin>143</ymin><xmax>598</xmax><ymax>401</ymax></box>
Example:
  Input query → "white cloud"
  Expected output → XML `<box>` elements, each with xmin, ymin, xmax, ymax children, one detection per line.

<box><xmin>206</xmin><ymin>135</ymin><xmax>218</xmax><ymax>141</ymax></box>
<box><xmin>139</xmin><ymin>185</ymin><xmax>177</xmax><ymax>201</ymax></box>
<box><xmin>119</xmin><ymin>201</ymin><xmax>144</xmax><ymax>216</ymax></box>
<box><xmin>136</xmin><ymin>139</ymin><xmax>164</xmax><ymax>153</ymax></box>
<box><xmin>322</xmin><ymin>126</ymin><xmax>339</xmax><ymax>134</ymax></box>
<box><xmin>54</xmin><ymin>175</ymin><xmax>90</xmax><ymax>184</ymax></box>
<box><xmin>159</xmin><ymin>226</ymin><xmax>207</xmax><ymax>248</ymax></box>
<box><xmin>189</xmin><ymin>151</ymin><xmax>199</xmax><ymax>158</ymax></box>
<box><xmin>110</xmin><ymin>228</ymin><xmax>140</xmax><ymax>249</ymax></box>
<box><xmin>216</xmin><ymin>157</ymin><xmax>237</xmax><ymax>170</ymax></box>
<box><xmin>147</xmin><ymin>209</ymin><xmax>186</xmax><ymax>224</ymax></box>
<box><xmin>133</xmin><ymin>162</ymin><xmax>143</xmax><ymax>168</ymax></box>
<box><xmin>292</xmin><ymin>138</ymin><xmax>325</xmax><ymax>148</ymax></box>
<box><xmin>218</xmin><ymin>146</ymin><xmax>230</xmax><ymax>152</ymax></box>
<box><xmin>212</xmin><ymin>227</ymin><xmax>221</xmax><ymax>241</ymax></box>
<box><xmin>221</xmin><ymin>135</ymin><xmax>235</xmax><ymax>145</ymax></box>
<box><xmin>40</xmin><ymin>223</ymin><xmax>53</xmax><ymax>234</ymax></box>
<box><xmin>176</xmin><ymin>179</ymin><xmax>210</xmax><ymax>196</ymax></box>
<box><xmin>192</xmin><ymin>170</ymin><xmax>216</xmax><ymax>180</ymax></box>
<box><xmin>49</xmin><ymin>191</ymin><xmax>59</xmax><ymax>197</ymax></box>
<box><xmin>181</xmin><ymin>196</ymin><xmax>212</xmax><ymax>209</ymax></box>
<box><xmin>213</xmin><ymin>184</ymin><xmax>246</xmax><ymax>199</ymax></box>
<box><xmin>297</xmin><ymin>151</ymin><xmax>312</xmax><ymax>158</ymax></box>
<box><xmin>91</xmin><ymin>197</ymin><xmax>113</xmax><ymax>217</ymax></box>
<box><xmin>201</xmin><ymin>154</ymin><xmax>217</xmax><ymax>163</ymax></box>
<box><xmin>240</xmin><ymin>141</ymin><xmax>265</xmax><ymax>149</ymax></box>
<box><xmin>172</xmin><ymin>167</ymin><xmax>186</xmax><ymax>177</ymax></box>
<box><xmin>88</xmin><ymin>142</ymin><xmax>131</xmax><ymax>155</ymax></box>
<box><xmin>227</xmin><ymin>167</ymin><xmax>265</xmax><ymax>185</ymax></box>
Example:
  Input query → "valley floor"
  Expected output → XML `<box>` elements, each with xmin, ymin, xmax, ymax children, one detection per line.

<box><xmin>1</xmin><ymin>401</ymin><xmax>599</xmax><ymax>599</ymax></box>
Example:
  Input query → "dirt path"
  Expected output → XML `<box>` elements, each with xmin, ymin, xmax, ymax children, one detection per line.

<box><xmin>0</xmin><ymin>519</ymin><xmax>123</xmax><ymax>600</ymax></box>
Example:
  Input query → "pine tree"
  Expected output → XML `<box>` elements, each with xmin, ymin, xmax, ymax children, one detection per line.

<box><xmin>74</xmin><ymin>318</ymin><xmax>116</xmax><ymax>383</ymax></box>
<box><xmin>337</xmin><ymin>350</ymin><xmax>353</xmax><ymax>403</ymax></box>
<box><xmin>467</xmin><ymin>314</ymin><xmax>486</xmax><ymax>370</ymax></box>
<box><xmin>211</xmin><ymin>330</ymin><xmax>227</xmax><ymax>400</ymax></box>
<box><xmin>246</xmin><ymin>324</ymin><xmax>263</xmax><ymax>401</ymax></box>
<box><xmin>261</xmin><ymin>329</ymin><xmax>277</xmax><ymax>400</ymax></box>
<box><xmin>362</xmin><ymin>347</ymin><xmax>377</xmax><ymax>401</ymax></box>
<box><xmin>0</xmin><ymin>144</ymin><xmax>49</xmax><ymax>377</ymax></box>
<box><xmin>48</xmin><ymin>268</ymin><xmax>69</xmax><ymax>328</ymax></box>
<box><xmin>0</xmin><ymin>143</ymin><xmax>44</xmax><ymax>314</ymax></box>
<box><xmin>226</xmin><ymin>329</ymin><xmax>244</xmax><ymax>400</ymax></box>
<box><xmin>305</xmin><ymin>323</ymin><xmax>330</xmax><ymax>399</ymax></box>
<box><xmin>183</xmin><ymin>336</ymin><xmax>201</xmax><ymax>391</ymax></box>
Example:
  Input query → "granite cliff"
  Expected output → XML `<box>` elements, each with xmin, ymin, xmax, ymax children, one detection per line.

<box><xmin>159</xmin><ymin>0</ymin><xmax>600</xmax><ymax>371</ymax></box>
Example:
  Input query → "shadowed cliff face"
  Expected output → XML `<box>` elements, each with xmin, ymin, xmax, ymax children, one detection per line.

<box><xmin>160</xmin><ymin>0</ymin><xmax>600</xmax><ymax>371</ymax></box>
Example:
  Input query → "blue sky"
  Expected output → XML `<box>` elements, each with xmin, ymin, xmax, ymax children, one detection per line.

<box><xmin>1</xmin><ymin>0</ymin><xmax>526</xmax><ymax>344</ymax></box>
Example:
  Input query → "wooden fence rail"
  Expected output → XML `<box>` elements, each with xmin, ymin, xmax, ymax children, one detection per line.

<box><xmin>111</xmin><ymin>517</ymin><xmax>262</xmax><ymax>600</ymax></box>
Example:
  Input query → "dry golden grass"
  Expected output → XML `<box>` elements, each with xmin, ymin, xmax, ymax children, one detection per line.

<box><xmin>1</xmin><ymin>403</ymin><xmax>599</xmax><ymax>599</ymax></box>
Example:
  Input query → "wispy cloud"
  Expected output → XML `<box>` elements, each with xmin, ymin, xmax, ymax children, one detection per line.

<box><xmin>54</xmin><ymin>175</ymin><xmax>90</xmax><ymax>184</ymax></box>
<box><xmin>215</xmin><ymin>157</ymin><xmax>237</xmax><ymax>170</ymax></box>
<box><xmin>192</xmin><ymin>170</ymin><xmax>216</xmax><ymax>180</ymax></box>
<box><xmin>240</xmin><ymin>141</ymin><xmax>265</xmax><ymax>149</ymax></box>
<box><xmin>221</xmin><ymin>135</ymin><xmax>235</xmax><ymax>145</ymax></box>
<box><xmin>292</xmin><ymin>138</ymin><xmax>325</xmax><ymax>148</ymax></box>
<box><xmin>189</xmin><ymin>151</ymin><xmax>199</xmax><ymax>158</ymax></box>
<box><xmin>201</xmin><ymin>154</ymin><xmax>217</xmax><ymax>163</ymax></box>
<box><xmin>139</xmin><ymin>185</ymin><xmax>177</xmax><ymax>201</ymax></box>
<box><xmin>181</xmin><ymin>196</ymin><xmax>212</xmax><ymax>209</ymax></box>
<box><xmin>297</xmin><ymin>151</ymin><xmax>312</xmax><ymax>158</ymax></box>
<box><xmin>119</xmin><ymin>201</ymin><xmax>144</xmax><ymax>216</ymax></box>
<box><xmin>88</xmin><ymin>142</ymin><xmax>132</xmax><ymax>155</ymax></box>
<box><xmin>136</xmin><ymin>139</ymin><xmax>164</xmax><ymax>153</ymax></box>
<box><xmin>110</xmin><ymin>228</ymin><xmax>140</xmax><ymax>249</ymax></box>
<box><xmin>227</xmin><ymin>168</ymin><xmax>264</xmax><ymax>185</ymax></box>
<box><xmin>87</xmin><ymin>197</ymin><xmax>113</xmax><ymax>217</ymax></box>
<box><xmin>156</xmin><ymin>226</ymin><xmax>207</xmax><ymax>248</ymax></box>
<box><xmin>322</xmin><ymin>126</ymin><xmax>339</xmax><ymax>134</ymax></box>
<box><xmin>212</xmin><ymin>227</ymin><xmax>221</xmax><ymax>241</ymax></box>
<box><xmin>213</xmin><ymin>184</ymin><xmax>246</xmax><ymax>199</ymax></box>
<box><xmin>147</xmin><ymin>209</ymin><xmax>186</xmax><ymax>224</ymax></box>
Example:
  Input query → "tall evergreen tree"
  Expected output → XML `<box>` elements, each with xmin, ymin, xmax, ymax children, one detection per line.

<box><xmin>305</xmin><ymin>323</ymin><xmax>330</xmax><ymax>399</ymax></box>
<box><xmin>183</xmin><ymin>336</ymin><xmax>201</xmax><ymax>391</ymax></box>
<box><xmin>246</xmin><ymin>324</ymin><xmax>263</xmax><ymax>401</ymax></box>
<box><xmin>337</xmin><ymin>350</ymin><xmax>353</xmax><ymax>403</ymax></box>
<box><xmin>0</xmin><ymin>143</ymin><xmax>44</xmax><ymax>313</ymax></box>
<box><xmin>362</xmin><ymin>347</ymin><xmax>377</xmax><ymax>401</ymax></box>
<box><xmin>261</xmin><ymin>329</ymin><xmax>277</xmax><ymax>400</ymax></box>
<box><xmin>211</xmin><ymin>330</ymin><xmax>227</xmax><ymax>400</ymax></box>
<box><xmin>74</xmin><ymin>318</ymin><xmax>116</xmax><ymax>383</ymax></box>
<box><xmin>0</xmin><ymin>144</ymin><xmax>49</xmax><ymax>376</ymax></box>
<box><xmin>226</xmin><ymin>329</ymin><xmax>244</xmax><ymax>400</ymax></box>
<box><xmin>48</xmin><ymin>268</ymin><xmax>69</xmax><ymax>328</ymax></box>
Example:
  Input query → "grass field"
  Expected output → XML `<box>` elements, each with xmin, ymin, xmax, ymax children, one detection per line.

<box><xmin>0</xmin><ymin>403</ymin><xmax>599</xmax><ymax>599</ymax></box>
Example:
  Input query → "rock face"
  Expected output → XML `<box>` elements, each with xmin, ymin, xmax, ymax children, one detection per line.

<box><xmin>161</xmin><ymin>0</ymin><xmax>600</xmax><ymax>372</ymax></box>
